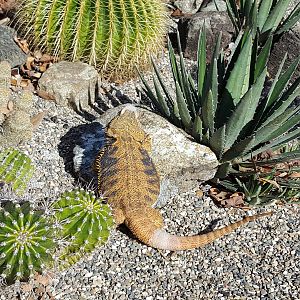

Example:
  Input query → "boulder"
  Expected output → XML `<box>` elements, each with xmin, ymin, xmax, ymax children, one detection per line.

<box><xmin>0</xmin><ymin>25</ymin><xmax>27</xmax><ymax>67</ymax></box>
<box><xmin>179</xmin><ymin>11</ymin><xmax>234</xmax><ymax>61</ymax></box>
<box><xmin>38</xmin><ymin>61</ymin><xmax>100</xmax><ymax>112</ymax></box>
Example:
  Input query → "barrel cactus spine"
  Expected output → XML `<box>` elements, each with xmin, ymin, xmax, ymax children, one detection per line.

<box><xmin>51</xmin><ymin>189</ymin><xmax>113</xmax><ymax>268</ymax></box>
<box><xmin>0</xmin><ymin>202</ymin><xmax>56</xmax><ymax>284</ymax></box>
<box><xmin>0</xmin><ymin>148</ymin><xmax>34</xmax><ymax>196</ymax></box>
<box><xmin>15</xmin><ymin>0</ymin><xmax>167</xmax><ymax>79</ymax></box>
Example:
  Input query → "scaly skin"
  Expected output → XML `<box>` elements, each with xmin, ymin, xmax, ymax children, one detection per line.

<box><xmin>95</xmin><ymin>107</ymin><xmax>272</xmax><ymax>251</ymax></box>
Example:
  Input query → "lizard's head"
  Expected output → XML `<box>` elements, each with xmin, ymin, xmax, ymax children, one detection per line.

<box><xmin>106</xmin><ymin>106</ymin><xmax>147</xmax><ymax>142</ymax></box>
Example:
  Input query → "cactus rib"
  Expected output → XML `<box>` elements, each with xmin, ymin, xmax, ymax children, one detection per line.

<box><xmin>51</xmin><ymin>189</ymin><xmax>113</xmax><ymax>268</ymax></box>
<box><xmin>0</xmin><ymin>203</ymin><xmax>55</xmax><ymax>284</ymax></box>
<box><xmin>16</xmin><ymin>0</ymin><xmax>167</xmax><ymax>79</ymax></box>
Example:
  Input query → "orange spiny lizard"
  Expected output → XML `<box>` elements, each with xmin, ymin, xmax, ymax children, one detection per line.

<box><xmin>95</xmin><ymin>106</ymin><xmax>272</xmax><ymax>251</ymax></box>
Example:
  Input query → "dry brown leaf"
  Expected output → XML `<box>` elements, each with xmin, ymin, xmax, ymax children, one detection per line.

<box><xmin>39</xmin><ymin>64</ymin><xmax>47</xmax><ymax>72</ymax></box>
<box><xmin>10</xmin><ymin>77</ymin><xmax>18</xmax><ymax>86</ymax></box>
<box><xmin>209</xmin><ymin>188</ymin><xmax>246</xmax><ymax>208</ymax></box>
<box><xmin>36</xmin><ymin>89</ymin><xmax>56</xmax><ymax>101</ymax></box>
<box><xmin>289</xmin><ymin>172</ymin><xmax>300</xmax><ymax>178</ymax></box>
<box><xmin>26</xmin><ymin>56</ymin><xmax>35</xmax><ymax>70</ymax></box>
<box><xmin>14</xmin><ymin>37</ymin><xmax>30</xmax><ymax>54</ymax></box>
<box><xmin>277</xmin><ymin>172</ymin><xmax>288</xmax><ymax>178</ymax></box>
<box><xmin>21</xmin><ymin>283</ymin><xmax>33</xmax><ymax>292</ymax></box>
<box><xmin>39</xmin><ymin>54</ymin><xmax>53</xmax><ymax>63</ymax></box>
<box><xmin>20</xmin><ymin>78</ymin><xmax>31</xmax><ymax>87</ymax></box>
<box><xmin>34</xmin><ymin>273</ymin><xmax>50</xmax><ymax>286</ymax></box>
<box><xmin>171</xmin><ymin>8</ymin><xmax>184</xmax><ymax>17</ymax></box>
<box><xmin>31</xmin><ymin>111</ymin><xmax>47</xmax><ymax>130</ymax></box>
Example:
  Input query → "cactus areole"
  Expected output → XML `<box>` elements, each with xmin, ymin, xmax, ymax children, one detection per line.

<box><xmin>15</xmin><ymin>0</ymin><xmax>167</xmax><ymax>79</ymax></box>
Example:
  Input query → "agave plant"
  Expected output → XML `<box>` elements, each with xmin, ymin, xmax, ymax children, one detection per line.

<box><xmin>51</xmin><ymin>189</ymin><xmax>113</xmax><ymax>269</ymax></box>
<box><xmin>14</xmin><ymin>0</ymin><xmax>167</xmax><ymax>79</ymax></box>
<box><xmin>0</xmin><ymin>202</ymin><xmax>55</xmax><ymax>284</ymax></box>
<box><xmin>226</xmin><ymin>0</ymin><xmax>300</xmax><ymax>43</ymax></box>
<box><xmin>0</xmin><ymin>148</ymin><xmax>34</xmax><ymax>195</ymax></box>
<box><xmin>139</xmin><ymin>28</ymin><xmax>300</xmax><ymax>179</ymax></box>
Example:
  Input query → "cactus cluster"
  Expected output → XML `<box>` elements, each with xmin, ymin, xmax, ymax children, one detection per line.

<box><xmin>51</xmin><ymin>189</ymin><xmax>113</xmax><ymax>268</ymax></box>
<box><xmin>15</xmin><ymin>0</ymin><xmax>167</xmax><ymax>79</ymax></box>
<box><xmin>0</xmin><ymin>202</ymin><xmax>55</xmax><ymax>284</ymax></box>
<box><xmin>0</xmin><ymin>151</ymin><xmax>113</xmax><ymax>284</ymax></box>
<box><xmin>0</xmin><ymin>148</ymin><xmax>34</xmax><ymax>196</ymax></box>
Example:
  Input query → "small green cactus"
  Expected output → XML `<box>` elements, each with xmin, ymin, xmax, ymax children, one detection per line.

<box><xmin>51</xmin><ymin>189</ymin><xmax>113</xmax><ymax>268</ymax></box>
<box><xmin>15</xmin><ymin>0</ymin><xmax>167</xmax><ymax>79</ymax></box>
<box><xmin>0</xmin><ymin>202</ymin><xmax>55</xmax><ymax>284</ymax></box>
<box><xmin>0</xmin><ymin>148</ymin><xmax>34</xmax><ymax>195</ymax></box>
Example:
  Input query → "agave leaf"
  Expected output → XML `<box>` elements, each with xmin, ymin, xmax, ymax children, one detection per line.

<box><xmin>150</xmin><ymin>56</ymin><xmax>174</xmax><ymax>110</ymax></box>
<box><xmin>192</xmin><ymin>115</ymin><xmax>203</xmax><ymax>141</ymax></box>
<box><xmin>175</xmin><ymin>81</ymin><xmax>192</xmax><ymax>129</ymax></box>
<box><xmin>261</xmin><ymin>0</ymin><xmax>292</xmax><ymax>36</ymax></box>
<box><xmin>243</xmin><ymin>0</ymin><xmax>253</xmax><ymax>22</ymax></box>
<box><xmin>254</xmin><ymin>107</ymin><xmax>300</xmax><ymax>145</ymax></box>
<box><xmin>264</xmin><ymin>111</ymin><xmax>300</xmax><ymax>141</ymax></box>
<box><xmin>245</xmin><ymin>126</ymin><xmax>300</xmax><ymax>159</ymax></box>
<box><xmin>266</xmin><ymin>56</ymin><xmax>300</xmax><ymax>109</ymax></box>
<box><xmin>224</xmin><ymin>68</ymin><xmax>267</xmax><ymax>150</ymax></box>
<box><xmin>257</xmin><ymin>0</ymin><xmax>273</xmax><ymax>31</ymax></box>
<box><xmin>244</xmin><ymin>150</ymin><xmax>300</xmax><ymax>166</ymax></box>
<box><xmin>202</xmin><ymin>89</ymin><xmax>216</xmax><ymax>134</ymax></box>
<box><xmin>224</xmin><ymin>29</ymin><xmax>244</xmax><ymax>74</ymax></box>
<box><xmin>209</xmin><ymin>125</ymin><xmax>226</xmax><ymax>159</ymax></box>
<box><xmin>224</xmin><ymin>32</ymin><xmax>253</xmax><ymax>105</ymax></box>
<box><xmin>221</xmin><ymin>135</ymin><xmax>255</xmax><ymax>162</ymax></box>
<box><xmin>254</xmin><ymin>36</ymin><xmax>272</xmax><ymax>80</ymax></box>
<box><xmin>168</xmin><ymin>38</ymin><xmax>181</xmax><ymax>85</ymax></box>
<box><xmin>138</xmin><ymin>70</ymin><xmax>169</xmax><ymax>116</ymax></box>
<box><xmin>226</xmin><ymin>0</ymin><xmax>240</xmax><ymax>32</ymax></box>
<box><xmin>197</xmin><ymin>26</ymin><xmax>207</xmax><ymax>101</ymax></box>
<box><xmin>203</xmin><ymin>33</ymin><xmax>221</xmax><ymax>100</ymax></box>
<box><xmin>255</xmin><ymin>83</ymin><xmax>300</xmax><ymax>140</ymax></box>
<box><xmin>214</xmin><ymin>162</ymin><xmax>231</xmax><ymax>178</ymax></box>
<box><xmin>153</xmin><ymin>77</ymin><xmax>171</xmax><ymax>117</ymax></box>
<box><xmin>277</xmin><ymin>3</ymin><xmax>300</xmax><ymax>35</ymax></box>
<box><xmin>245</xmin><ymin>0</ymin><xmax>258</xmax><ymax>34</ymax></box>
<box><xmin>176</xmin><ymin>32</ymin><xmax>196</xmax><ymax>117</ymax></box>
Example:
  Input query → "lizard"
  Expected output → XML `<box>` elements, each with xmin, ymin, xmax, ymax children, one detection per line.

<box><xmin>95</xmin><ymin>106</ymin><xmax>272</xmax><ymax>251</ymax></box>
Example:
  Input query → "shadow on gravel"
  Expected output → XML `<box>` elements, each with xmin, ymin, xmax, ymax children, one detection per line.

<box><xmin>58</xmin><ymin>122</ymin><xmax>106</xmax><ymax>189</ymax></box>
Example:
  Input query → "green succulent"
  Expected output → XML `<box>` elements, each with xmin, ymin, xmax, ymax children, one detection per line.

<box><xmin>0</xmin><ymin>148</ymin><xmax>34</xmax><ymax>195</ymax></box>
<box><xmin>51</xmin><ymin>189</ymin><xmax>113</xmax><ymax>269</ymax></box>
<box><xmin>220</xmin><ymin>171</ymin><xmax>300</xmax><ymax>206</ymax></box>
<box><xmin>140</xmin><ymin>28</ymin><xmax>300</xmax><ymax>179</ymax></box>
<box><xmin>226</xmin><ymin>0</ymin><xmax>300</xmax><ymax>43</ymax></box>
<box><xmin>0</xmin><ymin>202</ymin><xmax>55</xmax><ymax>284</ymax></box>
<box><xmin>15</xmin><ymin>0</ymin><xmax>167</xmax><ymax>79</ymax></box>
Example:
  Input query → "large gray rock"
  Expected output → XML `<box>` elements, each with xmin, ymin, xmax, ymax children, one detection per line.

<box><xmin>73</xmin><ymin>104</ymin><xmax>218</xmax><ymax>206</ymax></box>
<box><xmin>268</xmin><ymin>28</ymin><xmax>300</xmax><ymax>82</ymax></box>
<box><xmin>38</xmin><ymin>61</ymin><xmax>100</xmax><ymax>112</ymax></box>
<box><xmin>179</xmin><ymin>11</ymin><xmax>234</xmax><ymax>61</ymax></box>
<box><xmin>0</xmin><ymin>25</ymin><xmax>27</xmax><ymax>67</ymax></box>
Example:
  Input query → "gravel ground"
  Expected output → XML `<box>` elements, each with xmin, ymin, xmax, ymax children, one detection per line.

<box><xmin>0</xmin><ymin>53</ymin><xmax>300</xmax><ymax>300</ymax></box>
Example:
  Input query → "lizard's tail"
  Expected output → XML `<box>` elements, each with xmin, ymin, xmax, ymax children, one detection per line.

<box><xmin>125</xmin><ymin>210</ymin><xmax>272</xmax><ymax>251</ymax></box>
